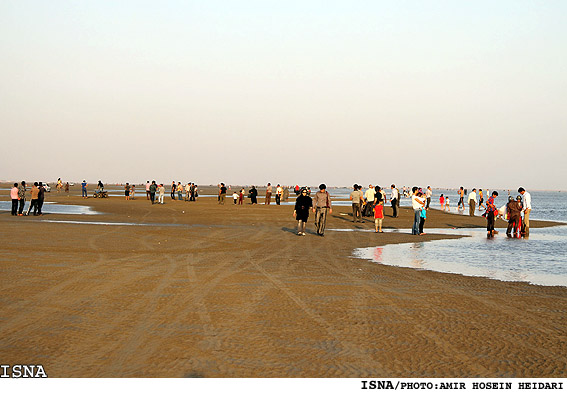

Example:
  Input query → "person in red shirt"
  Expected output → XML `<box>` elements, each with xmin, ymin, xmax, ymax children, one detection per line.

<box><xmin>374</xmin><ymin>200</ymin><xmax>384</xmax><ymax>233</ymax></box>
<box><xmin>486</xmin><ymin>191</ymin><xmax>499</xmax><ymax>237</ymax></box>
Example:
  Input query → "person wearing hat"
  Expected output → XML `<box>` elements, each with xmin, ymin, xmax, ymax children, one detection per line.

<box><xmin>506</xmin><ymin>195</ymin><xmax>523</xmax><ymax>237</ymax></box>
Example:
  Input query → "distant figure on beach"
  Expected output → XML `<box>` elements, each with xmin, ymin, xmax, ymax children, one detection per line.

<box><xmin>149</xmin><ymin>181</ymin><xmax>157</xmax><ymax>204</ymax></box>
<box><xmin>457</xmin><ymin>186</ymin><xmax>465</xmax><ymax>210</ymax></box>
<box><xmin>159</xmin><ymin>184</ymin><xmax>165</xmax><ymax>204</ymax></box>
<box><xmin>249</xmin><ymin>186</ymin><xmax>258</xmax><ymax>204</ymax></box>
<box><xmin>131</xmin><ymin>184</ymin><xmax>135</xmax><ymax>199</ymax></box>
<box><xmin>276</xmin><ymin>184</ymin><xmax>282</xmax><ymax>205</ymax></box>
<box><xmin>233</xmin><ymin>191</ymin><xmax>238</xmax><ymax>204</ymax></box>
<box><xmin>282</xmin><ymin>186</ymin><xmax>289</xmax><ymax>202</ymax></box>
<box><xmin>125</xmin><ymin>183</ymin><xmax>130</xmax><ymax>200</ymax></box>
<box><xmin>445</xmin><ymin>196</ymin><xmax>450</xmax><ymax>211</ymax></box>
<box><xmin>37</xmin><ymin>182</ymin><xmax>46</xmax><ymax>215</ymax></box>
<box><xmin>171</xmin><ymin>182</ymin><xmax>176</xmax><ymax>200</ymax></box>
<box><xmin>478</xmin><ymin>189</ymin><xmax>485</xmax><ymax>211</ymax></box>
<box><xmin>238</xmin><ymin>188</ymin><xmax>245</xmax><ymax>205</ymax></box>
<box><xmin>218</xmin><ymin>183</ymin><xmax>227</xmax><ymax>204</ymax></box>
<box><xmin>96</xmin><ymin>180</ymin><xmax>104</xmax><ymax>197</ymax></box>
<box><xmin>184</xmin><ymin>183</ymin><xmax>191</xmax><ymax>201</ymax></box>
<box><xmin>468</xmin><ymin>188</ymin><xmax>477</xmax><ymax>216</ymax></box>
<box><xmin>518</xmin><ymin>187</ymin><xmax>531</xmax><ymax>235</ymax></box>
<box><xmin>190</xmin><ymin>183</ymin><xmax>197</xmax><ymax>201</ymax></box>
<box><xmin>425</xmin><ymin>186</ymin><xmax>432</xmax><ymax>210</ymax></box>
<box><xmin>293</xmin><ymin>188</ymin><xmax>312</xmax><ymax>236</ymax></box>
<box><xmin>177</xmin><ymin>182</ymin><xmax>183</xmax><ymax>200</ymax></box>
<box><xmin>390</xmin><ymin>184</ymin><xmax>399</xmax><ymax>218</ymax></box>
<box><xmin>294</xmin><ymin>185</ymin><xmax>300</xmax><ymax>195</ymax></box>
<box><xmin>313</xmin><ymin>184</ymin><xmax>332</xmax><ymax>236</ymax></box>
<box><xmin>350</xmin><ymin>184</ymin><xmax>363</xmax><ymax>223</ymax></box>
<box><xmin>10</xmin><ymin>183</ymin><xmax>19</xmax><ymax>216</ymax></box>
<box><xmin>64</xmin><ymin>182</ymin><xmax>69</xmax><ymax>196</ymax></box>
<box><xmin>146</xmin><ymin>181</ymin><xmax>151</xmax><ymax>200</ymax></box>
<box><xmin>411</xmin><ymin>187</ymin><xmax>426</xmax><ymax>235</ymax></box>
<box><xmin>56</xmin><ymin>178</ymin><xmax>62</xmax><ymax>193</ymax></box>
<box><xmin>374</xmin><ymin>199</ymin><xmax>384</xmax><ymax>233</ymax></box>
<box><xmin>27</xmin><ymin>182</ymin><xmax>39</xmax><ymax>215</ymax></box>
<box><xmin>373</xmin><ymin>186</ymin><xmax>384</xmax><ymax>210</ymax></box>
<box><xmin>265</xmin><ymin>183</ymin><xmax>272</xmax><ymax>205</ymax></box>
<box><xmin>439</xmin><ymin>194</ymin><xmax>445</xmax><ymax>211</ymax></box>
<box><xmin>506</xmin><ymin>196</ymin><xmax>523</xmax><ymax>237</ymax></box>
<box><xmin>81</xmin><ymin>180</ymin><xmax>88</xmax><ymax>199</ymax></box>
<box><xmin>486</xmin><ymin>191</ymin><xmax>499</xmax><ymax>237</ymax></box>
<box><xmin>17</xmin><ymin>181</ymin><xmax>26</xmax><ymax>215</ymax></box>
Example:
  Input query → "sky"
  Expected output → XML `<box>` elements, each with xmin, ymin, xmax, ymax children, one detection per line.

<box><xmin>1</xmin><ymin>0</ymin><xmax>566</xmax><ymax>189</ymax></box>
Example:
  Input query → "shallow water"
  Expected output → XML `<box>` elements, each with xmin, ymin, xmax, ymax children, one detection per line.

<box><xmin>0</xmin><ymin>201</ymin><xmax>98</xmax><ymax>215</ymax></box>
<box><xmin>351</xmin><ymin>226</ymin><xmax>567</xmax><ymax>287</ymax></box>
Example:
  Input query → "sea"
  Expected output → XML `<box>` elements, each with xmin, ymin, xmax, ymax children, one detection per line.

<box><xmin>1</xmin><ymin>187</ymin><xmax>566</xmax><ymax>287</ymax></box>
<box><xmin>331</xmin><ymin>188</ymin><xmax>566</xmax><ymax>287</ymax></box>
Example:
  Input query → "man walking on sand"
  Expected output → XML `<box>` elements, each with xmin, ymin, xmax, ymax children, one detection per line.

<box><xmin>518</xmin><ymin>187</ymin><xmax>531</xmax><ymax>235</ymax></box>
<box><xmin>17</xmin><ymin>181</ymin><xmax>27</xmax><ymax>216</ymax></box>
<box><xmin>265</xmin><ymin>183</ymin><xmax>272</xmax><ymax>205</ymax></box>
<box><xmin>218</xmin><ymin>183</ymin><xmax>227</xmax><ymax>205</ymax></box>
<box><xmin>390</xmin><ymin>184</ymin><xmax>399</xmax><ymax>218</ymax></box>
<box><xmin>468</xmin><ymin>188</ymin><xmax>477</xmax><ymax>217</ymax></box>
<box><xmin>425</xmin><ymin>186</ymin><xmax>433</xmax><ymax>210</ymax></box>
<box><xmin>350</xmin><ymin>184</ymin><xmax>364</xmax><ymax>223</ymax></box>
<box><xmin>276</xmin><ymin>184</ymin><xmax>283</xmax><ymax>205</ymax></box>
<box><xmin>146</xmin><ymin>181</ymin><xmax>151</xmax><ymax>200</ymax></box>
<box><xmin>313</xmin><ymin>184</ymin><xmax>332</xmax><ymax>236</ymax></box>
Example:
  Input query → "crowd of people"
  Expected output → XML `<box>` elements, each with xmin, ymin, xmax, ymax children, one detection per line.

<box><xmin>10</xmin><ymin>181</ymin><xmax>48</xmax><ymax>216</ymax></box>
<box><xmin>8</xmin><ymin>179</ymin><xmax>533</xmax><ymax>239</ymax></box>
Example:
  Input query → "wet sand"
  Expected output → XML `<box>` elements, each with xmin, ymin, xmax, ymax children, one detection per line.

<box><xmin>1</xmin><ymin>185</ymin><xmax>566</xmax><ymax>377</ymax></box>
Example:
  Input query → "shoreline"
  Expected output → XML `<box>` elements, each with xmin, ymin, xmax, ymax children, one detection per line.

<box><xmin>1</xmin><ymin>187</ymin><xmax>566</xmax><ymax>377</ymax></box>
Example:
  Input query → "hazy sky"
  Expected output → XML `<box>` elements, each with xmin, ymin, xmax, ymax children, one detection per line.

<box><xmin>2</xmin><ymin>1</ymin><xmax>566</xmax><ymax>189</ymax></box>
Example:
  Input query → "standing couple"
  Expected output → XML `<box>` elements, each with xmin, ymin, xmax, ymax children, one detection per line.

<box><xmin>293</xmin><ymin>184</ymin><xmax>332</xmax><ymax>236</ymax></box>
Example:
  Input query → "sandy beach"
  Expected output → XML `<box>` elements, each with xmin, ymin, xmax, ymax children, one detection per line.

<box><xmin>1</xmin><ymin>185</ymin><xmax>566</xmax><ymax>377</ymax></box>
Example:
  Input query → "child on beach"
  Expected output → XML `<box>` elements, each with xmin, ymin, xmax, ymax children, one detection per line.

<box><xmin>233</xmin><ymin>191</ymin><xmax>239</xmax><ymax>204</ymax></box>
<box><xmin>439</xmin><ymin>194</ymin><xmax>445</xmax><ymax>211</ymax></box>
<box><xmin>445</xmin><ymin>196</ymin><xmax>450</xmax><ymax>211</ymax></box>
<box><xmin>374</xmin><ymin>200</ymin><xmax>384</xmax><ymax>233</ymax></box>
<box><xmin>158</xmin><ymin>184</ymin><xmax>165</xmax><ymax>204</ymax></box>
<box><xmin>419</xmin><ymin>206</ymin><xmax>427</xmax><ymax>235</ymax></box>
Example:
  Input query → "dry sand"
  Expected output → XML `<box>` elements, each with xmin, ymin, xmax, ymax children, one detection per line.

<box><xmin>1</xmin><ymin>185</ymin><xmax>566</xmax><ymax>377</ymax></box>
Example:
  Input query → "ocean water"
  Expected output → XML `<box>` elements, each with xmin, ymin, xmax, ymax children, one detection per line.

<box><xmin>352</xmin><ymin>226</ymin><xmax>567</xmax><ymax>287</ymax></box>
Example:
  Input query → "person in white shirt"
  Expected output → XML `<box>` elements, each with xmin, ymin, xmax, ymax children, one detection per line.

<box><xmin>518</xmin><ymin>187</ymin><xmax>532</xmax><ymax>234</ymax></box>
<box><xmin>425</xmin><ymin>186</ymin><xmax>433</xmax><ymax>210</ymax></box>
<box><xmin>468</xmin><ymin>188</ymin><xmax>477</xmax><ymax>217</ymax></box>
<box><xmin>363</xmin><ymin>184</ymin><xmax>376</xmax><ymax>217</ymax></box>
<box><xmin>276</xmin><ymin>184</ymin><xmax>283</xmax><ymax>205</ymax></box>
<box><xmin>390</xmin><ymin>185</ymin><xmax>399</xmax><ymax>217</ymax></box>
<box><xmin>411</xmin><ymin>187</ymin><xmax>426</xmax><ymax>235</ymax></box>
<box><xmin>364</xmin><ymin>184</ymin><xmax>375</xmax><ymax>204</ymax></box>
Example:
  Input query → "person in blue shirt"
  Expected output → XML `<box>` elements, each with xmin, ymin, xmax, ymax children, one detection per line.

<box><xmin>81</xmin><ymin>180</ymin><xmax>88</xmax><ymax>199</ymax></box>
